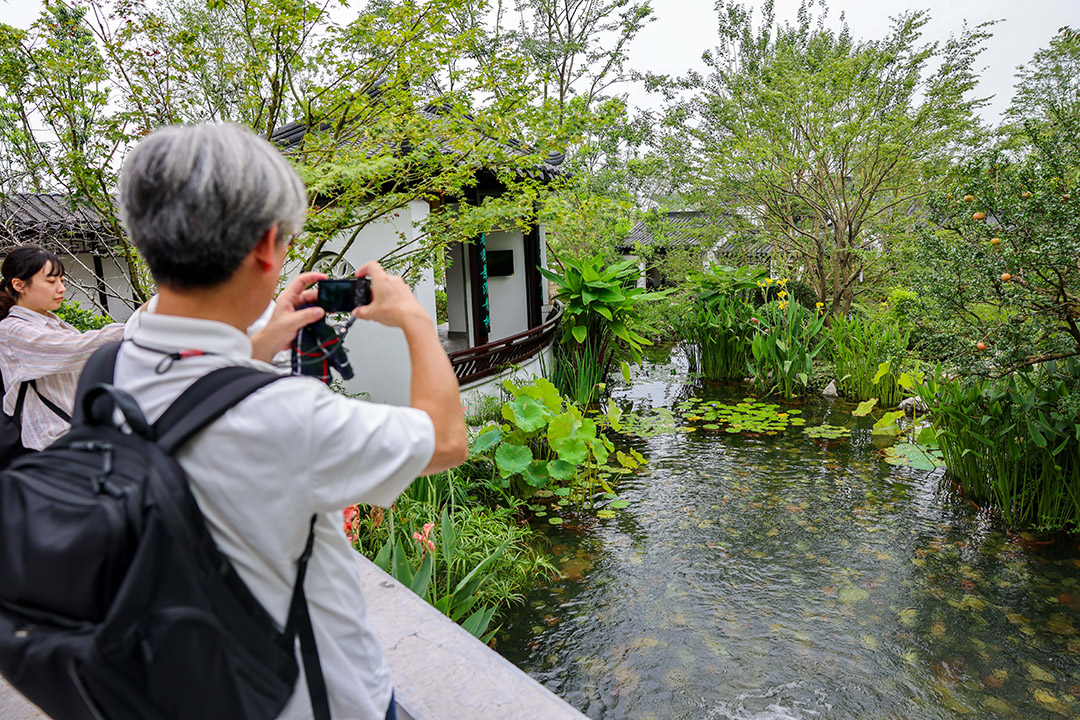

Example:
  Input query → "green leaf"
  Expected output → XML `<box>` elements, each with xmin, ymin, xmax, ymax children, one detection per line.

<box><xmin>409</xmin><ymin>551</ymin><xmax>433</xmax><ymax>597</ymax></box>
<box><xmin>620</xmin><ymin>360</ymin><xmax>632</xmax><ymax>384</ymax></box>
<box><xmin>522</xmin><ymin>460</ymin><xmax>551</xmax><ymax>488</ymax></box>
<box><xmin>552</xmin><ymin>436</ymin><xmax>588</xmax><ymax>465</ymax></box>
<box><xmin>469</xmin><ymin>426</ymin><xmax>502</xmax><ymax>454</ymax></box>
<box><xmin>440</xmin><ymin>506</ymin><xmax>456</xmax><ymax>569</ymax></box>
<box><xmin>374</xmin><ymin>536</ymin><xmax>392</xmax><ymax>572</ymax></box>
<box><xmin>852</xmin><ymin>398</ymin><xmax>878</xmax><ymax>416</ymax></box>
<box><xmin>502</xmin><ymin>395</ymin><xmax>548</xmax><ymax>433</ymax></box>
<box><xmin>571</xmin><ymin>324</ymin><xmax>588</xmax><ymax>343</ymax></box>
<box><xmin>392</xmin><ymin>539</ymin><xmax>413</xmax><ymax>587</ymax></box>
<box><xmin>548</xmin><ymin>459</ymin><xmax>576</xmax><ymax>481</ymax></box>
<box><xmin>873</xmin><ymin>361</ymin><xmax>892</xmax><ymax>385</ymax></box>
<box><xmin>872</xmin><ymin>411</ymin><xmax>905</xmax><ymax>436</ymax></box>
<box><xmin>898</xmin><ymin>372</ymin><xmax>915</xmax><ymax>390</ymax></box>
<box><xmin>548</xmin><ymin>517</ymin><xmax>564</xmax><ymax>525</ymax></box>
<box><xmin>495</xmin><ymin>443</ymin><xmax>533</xmax><ymax>476</ymax></box>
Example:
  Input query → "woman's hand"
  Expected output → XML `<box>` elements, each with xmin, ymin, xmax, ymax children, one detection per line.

<box><xmin>250</xmin><ymin>271</ymin><xmax>327</xmax><ymax>362</ymax></box>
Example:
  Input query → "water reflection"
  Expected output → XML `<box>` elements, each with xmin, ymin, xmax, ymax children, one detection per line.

<box><xmin>498</xmin><ymin>348</ymin><xmax>1080</xmax><ymax>720</ymax></box>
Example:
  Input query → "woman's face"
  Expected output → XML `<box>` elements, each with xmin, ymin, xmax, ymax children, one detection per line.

<box><xmin>13</xmin><ymin>262</ymin><xmax>65</xmax><ymax>315</ymax></box>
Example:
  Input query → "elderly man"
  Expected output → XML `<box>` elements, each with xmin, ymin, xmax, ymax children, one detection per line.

<box><xmin>113</xmin><ymin>123</ymin><xmax>467</xmax><ymax>719</ymax></box>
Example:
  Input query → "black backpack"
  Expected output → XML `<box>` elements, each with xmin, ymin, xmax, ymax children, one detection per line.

<box><xmin>0</xmin><ymin>370</ymin><xmax>72</xmax><ymax>469</ymax></box>
<box><xmin>0</xmin><ymin>342</ymin><xmax>330</xmax><ymax>720</ymax></box>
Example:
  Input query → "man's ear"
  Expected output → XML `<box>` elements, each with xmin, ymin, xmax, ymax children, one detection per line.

<box><xmin>250</xmin><ymin>224</ymin><xmax>281</xmax><ymax>274</ymax></box>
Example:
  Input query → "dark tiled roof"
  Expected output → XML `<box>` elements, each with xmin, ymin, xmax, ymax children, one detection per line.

<box><xmin>0</xmin><ymin>194</ymin><xmax>112</xmax><ymax>252</ymax></box>
<box><xmin>270</xmin><ymin>107</ymin><xmax>566</xmax><ymax>183</ymax></box>
<box><xmin>622</xmin><ymin>210</ymin><xmax>768</xmax><ymax>257</ymax></box>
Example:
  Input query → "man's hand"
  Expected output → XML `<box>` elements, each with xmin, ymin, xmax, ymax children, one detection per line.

<box><xmin>352</xmin><ymin>261</ymin><xmax>431</xmax><ymax>329</ymax></box>
<box><xmin>251</xmin><ymin>271</ymin><xmax>327</xmax><ymax>362</ymax></box>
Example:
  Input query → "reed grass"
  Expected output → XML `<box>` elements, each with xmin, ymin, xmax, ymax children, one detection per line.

<box><xmin>828</xmin><ymin>315</ymin><xmax>910</xmax><ymax>406</ymax></box>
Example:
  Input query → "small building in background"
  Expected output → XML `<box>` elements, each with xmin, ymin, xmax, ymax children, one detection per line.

<box><xmin>620</xmin><ymin>210</ymin><xmax>769</xmax><ymax>288</ymax></box>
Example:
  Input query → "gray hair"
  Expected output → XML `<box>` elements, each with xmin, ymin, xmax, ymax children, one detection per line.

<box><xmin>118</xmin><ymin>123</ymin><xmax>306</xmax><ymax>289</ymax></box>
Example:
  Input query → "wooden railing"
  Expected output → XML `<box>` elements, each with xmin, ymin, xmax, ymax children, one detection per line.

<box><xmin>448</xmin><ymin>301</ymin><xmax>563</xmax><ymax>385</ymax></box>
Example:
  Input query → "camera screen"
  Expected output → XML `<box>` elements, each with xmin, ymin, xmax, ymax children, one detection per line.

<box><xmin>317</xmin><ymin>279</ymin><xmax>358</xmax><ymax>313</ymax></box>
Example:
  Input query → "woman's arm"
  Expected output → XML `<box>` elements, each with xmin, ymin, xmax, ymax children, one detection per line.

<box><xmin>2</xmin><ymin>320</ymin><xmax>125</xmax><ymax>379</ymax></box>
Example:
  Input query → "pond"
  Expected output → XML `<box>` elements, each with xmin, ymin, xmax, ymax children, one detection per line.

<box><xmin>497</xmin><ymin>347</ymin><xmax>1080</xmax><ymax>720</ymax></box>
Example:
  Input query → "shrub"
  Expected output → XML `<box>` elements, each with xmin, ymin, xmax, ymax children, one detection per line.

<box><xmin>55</xmin><ymin>300</ymin><xmax>112</xmax><ymax>331</ymax></box>
<box><xmin>540</xmin><ymin>253</ymin><xmax>657</xmax><ymax>405</ymax></box>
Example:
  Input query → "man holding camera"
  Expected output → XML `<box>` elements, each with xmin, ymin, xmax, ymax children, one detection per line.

<box><xmin>113</xmin><ymin>123</ymin><xmax>468</xmax><ymax>719</ymax></box>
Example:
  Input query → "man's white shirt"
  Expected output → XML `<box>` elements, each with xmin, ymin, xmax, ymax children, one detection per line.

<box><xmin>115</xmin><ymin>312</ymin><xmax>435</xmax><ymax>720</ymax></box>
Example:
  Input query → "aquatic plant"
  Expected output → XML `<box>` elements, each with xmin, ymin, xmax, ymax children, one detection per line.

<box><xmin>676</xmin><ymin>397</ymin><xmax>806</xmax><ymax>435</ymax></box>
<box><xmin>917</xmin><ymin>358</ymin><xmax>1080</xmax><ymax>533</ymax></box>
<box><xmin>470</xmin><ymin>377</ymin><xmax>648</xmax><ymax>519</ymax></box>
<box><xmin>540</xmin><ymin>253</ymin><xmax>658</xmax><ymax>405</ymax></box>
<box><xmin>828</xmin><ymin>315</ymin><xmax>910</xmax><ymax>405</ymax></box>
<box><xmin>676</xmin><ymin>264</ymin><xmax>763</xmax><ymax>381</ymax></box>
<box><xmin>805</xmin><ymin>424</ymin><xmax>852</xmax><ymax>441</ymax></box>
<box><xmin>748</xmin><ymin>294</ymin><xmax>828</xmax><ymax>400</ymax></box>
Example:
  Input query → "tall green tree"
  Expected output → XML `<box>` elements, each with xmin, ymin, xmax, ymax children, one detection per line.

<box><xmin>669</xmin><ymin>0</ymin><xmax>991</xmax><ymax>315</ymax></box>
<box><xmin>0</xmin><ymin>1</ymin><xmax>150</xmax><ymax>305</ymax></box>
<box><xmin>915</xmin><ymin>27</ymin><xmax>1080</xmax><ymax>373</ymax></box>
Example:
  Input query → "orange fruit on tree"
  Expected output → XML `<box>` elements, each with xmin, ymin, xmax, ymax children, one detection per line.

<box><xmin>1021</xmin><ymin>191</ymin><xmax>1032</xmax><ymax>199</ymax></box>
<box><xmin>973</xmin><ymin>212</ymin><xmax>986</xmax><ymax>221</ymax></box>
<box><xmin>963</xmin><ymin>195</ymin><xmax>974</xmax><ymax>203</ymax></box>
<box><xmin>1001</xmin><ymin>272</ymin><xmax>1012</xmax><ymax>282</ymax></box>
<box><xmin>990</xmin><ymin>237</ymin><xmax>1001</xmax><ymax>246</ymax></box>
<box><xmin>976</xmin><ymin>342</ymin><xmax>987</xmax><ymax>352</ymax></box>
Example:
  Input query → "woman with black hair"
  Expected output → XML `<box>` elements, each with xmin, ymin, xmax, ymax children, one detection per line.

<box><xmin>0</xmin><ymin>244</ymin><xmax>124</xmax><ymax>452</ymax></box>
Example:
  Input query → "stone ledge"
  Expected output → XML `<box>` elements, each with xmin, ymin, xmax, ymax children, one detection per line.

<box><xmin>356</xmin><ymin>555</ymin><xmax>586</xmax><ymax>720</ymax></box>
<box><xmin>0</xmin><ymin>678</ymin><xmax>45</xmax><ymax>720</ymax></box>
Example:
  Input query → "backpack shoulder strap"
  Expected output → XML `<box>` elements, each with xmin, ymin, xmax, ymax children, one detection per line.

<box><xmin>153</xmin><ymin>366</ymin><xmax>285</xmax><ymax>453</ymax></box>
<box><xmin>153</xmin><ymin>369</ymin><xmax>331</xmax><ymax>720</ymax></box>
<box><xmin>10</xmin><ymin>381</ymin><xmax>30</xmax><ymax>429</ymax></box>
<box><xmin>71</xmin><ymin>342</ymin><xmax>124</xmax><ymax>426</ymax></box>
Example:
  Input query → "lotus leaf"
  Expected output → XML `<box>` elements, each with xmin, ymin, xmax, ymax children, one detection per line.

<box><xmin>502</xmin><ymin>395</ymin><xmax>549</xmax><ymax>433</ymax></box>
<box><xmin>470</xmin><ymin>426</ymin><xmax>503</xmax><ymax>453</ymax></box>
<box><xmin>495</xmin><ymin>443</ymin><xmax>533</xmax><ymax>476</ymax></box>
<box><xmin>805</xmin><ymin>424</ymin><xmax>851</xmax><ymax>440</ymax></box>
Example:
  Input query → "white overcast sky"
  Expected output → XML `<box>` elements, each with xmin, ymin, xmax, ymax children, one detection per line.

<box><xmin>4</xmin><ymin>0</ymin><xmax>1078</xmax><ymax>125</ymax></box>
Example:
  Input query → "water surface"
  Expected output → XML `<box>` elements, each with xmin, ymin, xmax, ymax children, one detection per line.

<box><xmin>498</xmin><ymin>348</ymin><xmax>1080</xmax><ymax>720</ymax></box>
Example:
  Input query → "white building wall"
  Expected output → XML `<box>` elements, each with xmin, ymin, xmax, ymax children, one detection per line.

<box><xmin>484</xmin><ymin>229</ymin><xmax>528</xmax><ymax>341</ymax></box>
<box><xmin>61</xmin><ymin>253</ymin><xmax>137</xmax><ymax>321</ymax></box>
<box><xmin>319</xmin><ymin>200</ymin><xmax>436</xmax><ymax>407</ymax></box>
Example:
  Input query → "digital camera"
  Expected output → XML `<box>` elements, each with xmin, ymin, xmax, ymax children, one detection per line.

<box><xmin>316</xmin><ymin>277</ymin><xmax>372</xmax><ymax>313</ymax></box>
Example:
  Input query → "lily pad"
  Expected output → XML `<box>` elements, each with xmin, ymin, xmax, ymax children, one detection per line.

<box><xmin>805</xmin><ymin>424</ymin><xmax>852</xmax><ymax>441</ymax></box>
<box><xmin>883</xmin><ymin>443</ymin><xmax>945</xmax><ymax>471</ymax></box>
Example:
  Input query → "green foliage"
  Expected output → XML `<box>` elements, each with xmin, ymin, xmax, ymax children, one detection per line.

<box><xmin>914</xmin><ymin>27</ymin><xmax>1080</xmax><ymax>374</ymax></box>
<box><xmin>668</xmin><ymin>1</ymin><xmax>991</xmax><ymax>316</ymax></box>
<box><xmin>747</xmin><ymin>297</ymin><xmax>828</xmax><ymax>400</ymax></box>
<box><xmin>470</xmin><ymin>377</ymin><xmax>649</xmax><ymax>514</ymax></box>
<box><xmin>675</xmin><ymin>397</ymin><xmax>805</xmax><ymax>434</ymax></box>
<box><xmin>540</xmin><ymin>253</ymin><xmax>657</xmax><ymax>404</ymax></box>
<box><xmin>805</xmin><ymin>424</ymin><xmax>851</xmax><ymax>441</ymax></box>
<box><xmin>917</xmin><ymin>359</ymin><xmax>1080</xmax><ymax>533</ymax></box>
<box><xmin>349</xmin><ymin>469</ymin><xmax>556</xmax><ymax>639</ymax></box>
<box><xmin>828</xmin><ymin>315</ymin><xmax>910</xmax><ymax>405</ymax></box>
<box><xmin>674</xmin><ymin>264</ymin><xmax>764</xmax><ymax>381</ymax></box>
<box><xmin>54</xmin><ymin>300</ymin><xmax>112</xmax><ymax>331</ymax></box>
